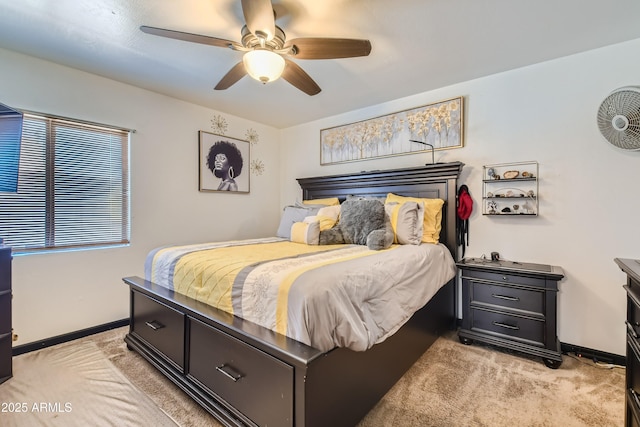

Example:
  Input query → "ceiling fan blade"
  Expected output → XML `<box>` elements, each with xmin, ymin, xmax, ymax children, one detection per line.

<box><xmin>284</xmin><ymin>38</ymin><xmax>372</xmax><ymax>59</ymax></box>
<box><xmin>241</xmin><ymin>0</ymin><xmax>276</xmax><ymax>41</ymax></box>
<box><xmin>214</xmin><ymin>62</ymin><xmax>247</xmax><ymax>90</ymax></box>
<box><xmin>140</xmin><ymin>25</ymin><xmax>242</xmax><ymax>49</ymax></box>
<box><xmin>281</xmin><ymin>60</ymin><xmax>321</xmax><ymax>96</ymax></box>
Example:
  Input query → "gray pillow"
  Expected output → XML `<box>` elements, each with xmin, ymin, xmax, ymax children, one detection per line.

<box><xmin>340</xmin><ymin>199</ymin><xmax>392</xmax><ymax>250</ymax></box>
<box><xmin>276</xmin><ymin>205</ymin><xmax>320</xmax><ymax>239</ymax></box>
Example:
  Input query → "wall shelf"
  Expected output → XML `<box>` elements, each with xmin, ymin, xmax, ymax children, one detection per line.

<box><xmin>482</xmin><ymin>161</ymin><xmax>539</xmax><ymax>216</ymax></box>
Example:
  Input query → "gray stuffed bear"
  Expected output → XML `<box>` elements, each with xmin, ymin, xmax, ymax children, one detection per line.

<box><xmin>319</xmin><ymin>199</ymin><xmax>394</xmax><ymax>250</ymax></box>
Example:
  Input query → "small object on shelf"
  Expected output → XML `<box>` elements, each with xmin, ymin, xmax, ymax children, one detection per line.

<box><xmin>513</xmin><ymin>204</ymin><xmax>520</xmax><ymax>213</ymax></box>
<box><xmin>522</xmin><ymin>171</ymin><xmax>534</xmax><ymax>178</ymax></box>
<box><xmin>501</xmin><ymin>207</ymin><xmax>511</xmax><ymax>213</ymax></box>
<box><xmin>486</xmin><ymin>192</ymin><xmax>493</xmax><ymax>197</ymax></box>
<box><xmin>487</xmin><ymin>168</ymin><xmax>496</xmax><ymax>179</ymax></box>
<box><xmin>503</xmin><ymin>170</ymin><xmax>520</xmax><ymax>179</ymax></box>
<box><xmin>487</xmin><ymin>201</ymin><xmax>497</xmax><ymax>214</ymax></box>
<box><xmin>527</xmin><ymin>190</ymin><xmax>535</xmax><ymax>197</ymax></box>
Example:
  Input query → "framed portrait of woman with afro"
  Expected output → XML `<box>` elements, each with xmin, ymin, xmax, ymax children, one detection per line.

<box><xmin>199</xmin><ymin>131</ymin><xmax>250</xmax><ymax>193</ymax></box>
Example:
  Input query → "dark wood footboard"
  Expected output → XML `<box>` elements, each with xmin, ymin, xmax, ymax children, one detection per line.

<box><xmin>124</xmin><ymin>275</ymin><xmax>455</xmax><ymax>427</ymax></box>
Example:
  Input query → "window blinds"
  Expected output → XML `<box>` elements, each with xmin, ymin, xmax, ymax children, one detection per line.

<box><xmin>0</xmin><ymin>113</ymin><xmax>130</xmax><ymax>253</ymax></box>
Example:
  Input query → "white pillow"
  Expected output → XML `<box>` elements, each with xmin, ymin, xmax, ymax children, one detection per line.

<box><xmin>276</xmin><ymin>205</ymin><xmax>321</xmax><ymax>239</ymax></box>
<box><xmin>384</xmin><ymin>201</ymin><xmax>424</xmax><ymax>245</ymax></box>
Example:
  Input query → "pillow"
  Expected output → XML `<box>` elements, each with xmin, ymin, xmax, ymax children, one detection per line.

<box><xmin>339</xmin><ymin>199</ymin><xmax>393</xmax><ymax>250</ymax></box>
<box><xmin>302</xmin><ymin>197</ymin><xmax>340</xmax><ymax>206</ymax></box>
<box><xmin>318</xmin><ymin>200</ymin><xmax>393</xmax><ymax>250</ymax></box>
<box><xmin>302</xmin><ymin>205</ymin><xmax>340</xmax><ymax>233</ymax></box>
<box><xmin>385</xmin><ymin>193</ymin><xmax>445</xmax><ymax>244</ymax></box>
<box><xmin>339</xmin><ymin>199</ymin><xmax>385</xmax><ymax>245</ymax></box>
<box><xmin>384</xmin><ymin>201</ymin><xmax>424</xmax><ymax>245</ymax></box>
<box><xmin>319</xmin><ymin>226</ymin><xmax>345</xmax><ymax>245</ymax></box>
<box><xmin>276</xmin><ymin>205</ymin><xmax>321</xmax><ymax>239</ymax></box>
<box><xmin>290</xmin><ymin>221</ymin><xmax>320</xmax><ymax>245</ymax></box>
<box><xmin>367</xmin><ymin>211</ymin><xmax>395</xmax><ymax>251</ymax></box>
<box><xmin>345</xmin><ymin>195</ymin><xmax>387</xmax><ymax>203</ymax></box>
<box><xmin>315</xmin><ymin>205</ymin><xmax>340</xmax><ymax>230</ymax></box>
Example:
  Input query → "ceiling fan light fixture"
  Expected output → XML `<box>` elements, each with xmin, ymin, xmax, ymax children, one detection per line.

<box><xmin>243</xmin><ymin>49</ymin><xmax>285</xmax><ymax>84</ymax></box>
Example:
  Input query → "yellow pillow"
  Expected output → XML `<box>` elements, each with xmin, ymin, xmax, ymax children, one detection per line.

<box><xmin>385</xmin><ymin>193</ymin><xmax>445</xmax><ymax>244</ymax></box>
<box><xmin>315</xmin><ymin>205</ymin><xmax>340</xmax><ymax>230</ymax></box>
<box><xmin>304</xmin><ymin>215</ymin><xmax>335</xmax><ymax>232</ymax></box>
<box><xmin>302</xmin><ymin>197</ymin><xmax>340</xmax><ymax>206</ymax></box>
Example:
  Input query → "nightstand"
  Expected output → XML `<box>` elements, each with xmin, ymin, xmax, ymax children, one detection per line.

<box><xmin>457</xmin><ymin>257</ymin><xmax>564</xmax><ymax>368</ymax></box>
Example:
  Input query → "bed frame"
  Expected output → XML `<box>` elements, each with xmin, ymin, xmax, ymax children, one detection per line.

<box><xmin>123</xmin><ymin>161</ymin><xmax>463</xmax><ymax>427</ymax></box>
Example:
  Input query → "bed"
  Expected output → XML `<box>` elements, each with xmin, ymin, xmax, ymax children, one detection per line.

<box><xmin>123</xmin><ymin>161</ymin><xmax>464</xmax><ymax>427</ymax></box>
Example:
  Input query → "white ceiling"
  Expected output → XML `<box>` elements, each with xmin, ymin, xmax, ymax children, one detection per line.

<box><xmin>1</xmin><ymin>0</ymin><xmax>640</xmax><ymax>129</ymax></box>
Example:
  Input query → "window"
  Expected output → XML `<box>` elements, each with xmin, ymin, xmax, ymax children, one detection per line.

<box><xmin>0</xmin><ymin>112</ymin><xmax>130</xmax><ymax>253</ymax></box>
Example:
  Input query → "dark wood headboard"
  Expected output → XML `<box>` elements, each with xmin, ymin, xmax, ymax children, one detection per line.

<box><xmin>296</xmin><ymin>162</ymin><xmax>464</xmax><ymax>259</ymax></box>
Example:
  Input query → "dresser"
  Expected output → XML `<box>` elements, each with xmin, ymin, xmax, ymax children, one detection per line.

<box><xmin>457</xmin><ymin>258</ymin><xmax>564</xmax><ymax>368</ymax></box>
<box><xmin>615</xmin><ymin>258</ymin><xmax>640</xmax><ymax>427</ymax></box>
<box><xmin>0</xmin><ymin>244</ymin><xmax>12</xmax><ymax>384</ymax></box>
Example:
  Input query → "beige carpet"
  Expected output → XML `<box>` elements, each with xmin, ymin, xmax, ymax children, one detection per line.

<box><xmin>0</xmin><ymin>339</ymin><xmax>178</xmax><ymax>427</ymax></box>
<box><xmin>358</xmin><ymin>335</ymin><xmax>624</xmax><ymax>427</ymax></box>
<box><xmin>5</xmin><ymin>327</ymin><xmax>626</xmax><ymax>426</ymax></box>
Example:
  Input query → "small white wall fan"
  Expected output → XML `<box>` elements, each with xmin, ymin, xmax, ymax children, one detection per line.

<box><xmin>597</xmin><ymin>86</ymin><xmax>640</xmax><ymax>150</ymax></box>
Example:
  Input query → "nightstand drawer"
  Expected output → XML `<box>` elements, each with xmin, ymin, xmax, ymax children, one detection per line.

<box><xmin>463</xmin><ymin>269</ymin><xmax>546</xmax><ymax>289</ymax></box>
<box><xmin>132</xmin><ymin>291</ymin><xmax>185</xmax><ymax>371</ymax></box>
<box><xmin>472</xmin><ymin>281</ymin><xmax>544</xmax><ymax>315</ymax></box>
<box><xmin>471</xmin><ymin>308</ymin><xmax>544</xmax><ymax>346</ymax></box>
<box><xmin>189</xmin><ymin>318</ymin><xmax>293</xmax><ymax>427</ymax></box>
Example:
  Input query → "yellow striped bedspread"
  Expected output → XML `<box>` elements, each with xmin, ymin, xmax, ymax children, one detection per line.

<box><xmin>145</xmin><ymin>237</ymin><xmax>456</xmax><ymax>352</ymax></box>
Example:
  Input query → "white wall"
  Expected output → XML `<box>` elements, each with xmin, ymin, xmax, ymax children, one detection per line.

<box><xmin>4</xmin><ymin>37</ymin><xmax>640</xmax><ymax>355</ymax></box>
<box><xmin>281</xmin><ymin>38</ymin><xmax>640</xmax><ymax>355</ymax></box>
<box><xmin>0</xmin><ymin>48</ymin><xmax>282</xmax><ymax>345</ymax></box>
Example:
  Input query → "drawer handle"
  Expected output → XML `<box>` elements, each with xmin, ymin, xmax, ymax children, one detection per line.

<box><xmin>631</xmin><ymin>388</ymin><xmax>640</xmax><ymax>410</ymax></box>
<box><xmin>216</xmin><ymin>364</ymin><xmax>243</xmax><ymax>382</ymax></box>
<box><xmin>491</xmin><ymin>293</ymin><xmax>520</xmax><ymax>302</ymax></box>
<box><xmin>502</xmin><ymin>276</ymin><xmax>508</xmax><ymax>281</ymax></box>
<box><xmin>145</xmin><ymin>320</ymin><xmax>165</xmax><ymax>331</ymax></box>
<box><xmin>493</xmin><ymin>321</ymin><xmax>519</xmax><ymax>331</ymax></box>
<box><xmin>627</xmin><ymin>321</ymin><xmax>639</xmax><ymax>339</ymax></box>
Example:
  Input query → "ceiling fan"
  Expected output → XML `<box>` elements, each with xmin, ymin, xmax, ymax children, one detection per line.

<box><xmin>140</xmin><ymin>0</ymin><xmax>372</xmax><ymax>96</ymax></box>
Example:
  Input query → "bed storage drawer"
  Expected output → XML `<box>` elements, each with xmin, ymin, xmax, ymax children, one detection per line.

<box><xmin>188</xmin><ymin>317</ymin><xmax>293</xmax><ymax>427</ymax></box>
<box><xmin>470</xmin><ymin>308</ymin><xmax>544</xmax><ymax>346</ymax></box>
<box><xmin>131</xmin><ymin>291</ymin><xmax>185</xmax><ymax>371</ymax></box>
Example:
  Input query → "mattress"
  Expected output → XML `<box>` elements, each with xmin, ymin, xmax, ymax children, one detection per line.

<box><xmin>145</xmin><ymin>237</ymin><xmax>456</xmax><ymax>352</ymax></box>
